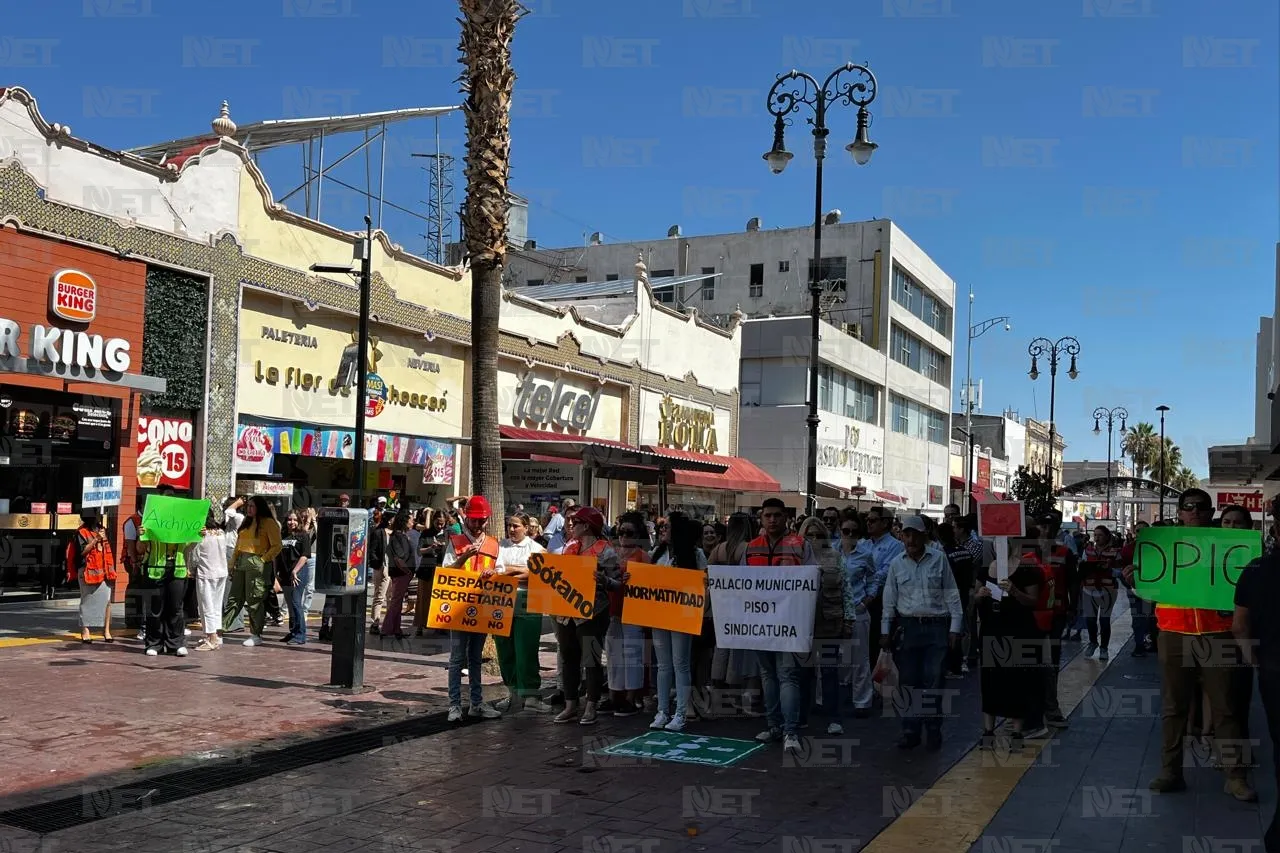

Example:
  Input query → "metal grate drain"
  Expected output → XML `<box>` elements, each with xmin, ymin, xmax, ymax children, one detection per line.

<box><xmin>0</xmin><ymin>709</ymin><xmax>457</xmax><ymax>835</ymax></box>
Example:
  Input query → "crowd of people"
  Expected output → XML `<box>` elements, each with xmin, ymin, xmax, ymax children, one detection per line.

<box><xmin>65</xmin><ymin>486</ymin><xmax>1280</xmax><ymax>826</ymax></box>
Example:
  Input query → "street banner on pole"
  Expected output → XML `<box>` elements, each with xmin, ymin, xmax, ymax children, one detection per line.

<box><xmin>1133</xmin><ymin>526</ymin><xmax>1261</xmax><ymax>610</ymax></box>
<box><xmin>707</xmin><ymin>565</ymin><xmax>819</xmax><ymax>653</ymax></box>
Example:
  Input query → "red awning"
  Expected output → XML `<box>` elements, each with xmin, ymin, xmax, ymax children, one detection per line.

<box><xmin>640</xmin><ymin>446</ymin><xmax>780</xmax><ymax>493</ymax></box>
<box><xmin>949</xmin><ymin>475</ymin><xmax>964</xmax><ymax>489</ymax></box>
<box><xmin>499</xmin><ymin>427</ymin><xmax>726</xmax><ymax>474</ymax></box>
<box><xmin>874</xmin><ymin>490</ymin><xmax>909</xmax><ymax>506</ymax></box>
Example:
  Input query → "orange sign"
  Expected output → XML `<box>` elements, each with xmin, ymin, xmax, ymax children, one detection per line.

<box><xmin>50</xmin><ymin>269</ymin><xmax>97</xmax><ymax>323</ymax></box>
<box><xmin>426</xmin><ymin>566</ymin><xmax>515</xmax><ymax>637</ymax></box>
<box><xmin>525</xmin><ymin>552</ymin><xmax>599</xmax><ymax>619</ymax></box>
<box><xmin>978</xmin><ymin>500</ymin><xmax>1025</xmax><ymax>537</ymax></box>
<box><xmin>621</xmin><ymin>561</ymin><xmax>706</xmax><ymax>634</ymax></box>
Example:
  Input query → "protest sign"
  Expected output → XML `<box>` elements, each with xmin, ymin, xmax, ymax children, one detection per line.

<box><xmin>525</xmin><ymin>552</ymin><xmax>599</xmax><ymax>619</ymax></box>
<box><xmin>1133</xmin><ymin>526</ymin><xmax>1262</xmax><ymax>610</ymax></box>
<box><xmin>706</xmin><ymin>565</ymin><xmax>819</xmax><ymax>653</ymax></box>
<box><xmin>621</xmin><ymin>561</ymin><xmax>706</xmax><ymax>634</ymax></box>
<box><xmin>140</xmin><ymin>495</ymin><xmax>208</xmax><ymax>543</ymax></box>
<box><xmin>426</xmin><ymin>566</ymin><xmax>516</xmax><ymax>637</ymax></box>
<box><xmin>978</xmin><ymin>500</ymin><xmax>1025</xmax><ymax>580</ymax></box>
<box><xmin>81</xmin><ymin>476</ymin><xmax>123</xmax><ymax>510</ymax></box>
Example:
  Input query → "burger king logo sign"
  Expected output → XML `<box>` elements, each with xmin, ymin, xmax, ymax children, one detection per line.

<box><xmin>50</xmin><ymin>269</ymin><xmax>97</xmax><ymax>323</ymax></box>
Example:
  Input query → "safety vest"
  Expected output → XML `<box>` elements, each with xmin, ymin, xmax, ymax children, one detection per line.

<box><xmin>458</xmin><ymin>535</ymin><xmax>500</xmax><ymax>574</ymax></box>
<box><xmin>1156</xmin><ymin>604</ymin><xmax>1233</xmax><ymax>635</ymax></box>
<box><xmin>1024</xmin><ymin>543</ymin><xmax>1070</xmax><ymax>632</ymax></box>
<box><xmin>145</xmin><ymin>544</ymin><xmax>188</xmax><ymax>581</ymax></box>
<box><xmin>1081</xmin><ymin>543</ymin><xmax>1120</xmax><ymax>589</ymax></box>
<box><xmin>66</xmin><ymin>526</ymin><xmax>117</xmax><ymax>585</ymax></box>
<box><xmin>744</xmin><ymin>533</ymin><xmax>808</xmax><ymax>566</ymax></box>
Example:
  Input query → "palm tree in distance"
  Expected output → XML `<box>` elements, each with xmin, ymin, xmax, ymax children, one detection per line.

<box><xmin>1122</xmin><ymin>422</ymin><xmax>1158</xmax><ymax>479</ymax></box>
<box><xmin>1170</xmin><ymin>465</ymin><xmax>1201</xmax><ymax>493</ymax></box>
<box><xmin>1151</xmin><ymin>437</ymin><xmax>1183</xmax><ymax>487</ymax></box>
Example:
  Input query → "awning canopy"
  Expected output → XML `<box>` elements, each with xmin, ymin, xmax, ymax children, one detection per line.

<box><xmin>640</xmin><ymin>446</ymin><xmax>780</xmax><ymax>493</ymax></box>
<box><xmin>874</xmin><ymin>489</ymin><xmax>910</xmax><ymax>507</ymax></box>
<box><xmin>498</xmin><ymin>427</ymin><xmax>726</xmax><ymax>474</ymax></box>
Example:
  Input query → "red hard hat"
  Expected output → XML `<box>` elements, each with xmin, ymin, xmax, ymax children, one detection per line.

<box><xmin>571</xmin><ymin>506</ymin><xmax>605</xmax><ymax>534</ymax></box>
<box><xmin>464</xmin><ymin>495</ymin><xmax>492</xmax><ymax>519</ymax></box>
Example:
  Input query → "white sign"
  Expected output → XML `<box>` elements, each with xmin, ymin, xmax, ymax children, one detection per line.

<box><xmin>82</xmin><ymin>475</ymin><xmax>123</xmax><ymax>509</ymax></box>
<box><xmin>706</xmin><ymin>565</ymin><xmax>819</xmax><ymax>653</ymax></box>
<box><xmin>504</xmin><ymin>462</ymin><xmax>579</xmax><ymax>493</ymax></box>
<box><xmin>0</xmin><ymin>319</ymin><xmax>131</xmax><ymax>373</ymax></box>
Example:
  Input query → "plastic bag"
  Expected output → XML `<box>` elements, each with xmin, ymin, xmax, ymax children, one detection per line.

<box><xmin>872</xmin><ymin>649</ymin><xmax>899</xmax><ymax>689</ymax></box>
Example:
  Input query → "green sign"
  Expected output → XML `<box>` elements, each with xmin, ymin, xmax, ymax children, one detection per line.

<box><xmin>1134</xmin><ymin>526</ymin><xmax>1262</xmax><ymax>610</ymax></box>
<box><xmin>592</xmin><ymin>732</ymin><xmax>764</xmax><ymax>767</ymax></box>
<box><xmin>141</xmin><ymin>495</ymin><xmax>209</xmax><ymax>544</ymax></box>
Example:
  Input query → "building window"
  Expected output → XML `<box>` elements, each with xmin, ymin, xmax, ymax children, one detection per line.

<box><xmin>656</xmin><ymin>288</ymin><xmax>674</xmax><ymax>304</ymax></box>
<box><xmin>778</xmin><ymin>260</ymin><xmax>790</xmax><ymax>273</ymax></box>
<box><xmin>651</xmin><ymin>269</ymin><xmax>675</xmax><ymax>278</ymax></box>
<box><xmin>606</xmin><ymin>273</ymin><xmax>619</xmax><ymax>281</ymax></box>
<box><xmin>526</xmin><ymin>278</ymin><xmax>544</xmax><ymax>287</ymax></box>
<box><xmin>749</xmin><ymin>263</ymin><xmax>764</xmax><ymax>298</ymax></box>
<box><xmin>889</xmin><ymin>393</ymin><xmax>948</xmax><ymax>445</ymax></box>
<box><xmin>818</xmin><ymin>365</ymin><xmax>879</xmax><ymax>425</ymax></box>
<box><xmin>701</xmin><ymin>267</ymin><xmax>715</xmax><ymax>301</ymax></box>
<box><xmin>892</xmin><ymin>265</ymin><xmax>952</xmax><ymax>338</ymax></box>
<box><xmin>808</xmin><ymin>256</ymin><xmax>848</xmax><ymax>286</ymax></box>
<box><xmin>890</xmin><ymin>324</ymin><xmax>950</xmax><ymax>386</ymax></box>
<box><xmin>574</xmin><ymin>275</ymin><xmax>588</xmax><ymax>283</ymax></box>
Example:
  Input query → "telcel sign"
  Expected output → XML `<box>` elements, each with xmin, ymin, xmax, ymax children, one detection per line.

<box><xmin>0</xmin><ymin>270</ymin><xmax>131</xmax><ymax>374</ymax></box>
<box><xmin>513</xmin><ymin>372</ymin><xmax>601</xmax><ymax>433</ymax></box>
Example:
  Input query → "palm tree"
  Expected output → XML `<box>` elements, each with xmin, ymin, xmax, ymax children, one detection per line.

<box><xmin>1151</xmin><ymin>438</ymin><xmax>1183</xmax><ymax>487</ymax></box>
<box><xmin>458</xmin><ymin>0</ymin><xmax>522</xmax><ymax>515</ymax></box>
<box><xmin>1170</xmin><ymin>465</ymin><xmax>1200</xmax><ymax>492</ymax></box>
<box><xmin>1122</xmin><ymin>422</ymin><xmax>1158</xmax><ymax>479</ymax></box>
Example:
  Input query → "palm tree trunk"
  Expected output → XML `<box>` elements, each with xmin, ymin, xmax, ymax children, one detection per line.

<box><xmin>458</xmin><ymin>0</ymin><xmax>520</xmax><ymax>519</ymax></box>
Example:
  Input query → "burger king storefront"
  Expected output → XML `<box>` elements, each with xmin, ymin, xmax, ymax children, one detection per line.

<box><xmin>232</xmin><ymin>288</ymin><xmax>467</xmax><ymax>507</ymax></box>
<box><xmin>0</xmin><ymin>229</ymin><xmax>172</xmax><ymax>595</ymax></box>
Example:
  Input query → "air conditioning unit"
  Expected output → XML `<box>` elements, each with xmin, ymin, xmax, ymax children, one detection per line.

<box><xmin>841</xmin><ymin>322</ymin><xmax>863</xmax><ymax>340</ymax></box>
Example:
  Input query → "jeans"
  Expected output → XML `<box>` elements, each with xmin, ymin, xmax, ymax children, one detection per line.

<box><xmin>758</xmin><ymin>650</ymin><xmax>803</xmax><ymax>736</ymax></box>
<box><xmin>448</xmin><ymin>631</ymin><xmax>487</xmax><ymax>707</ymax></box>
<box><xmin>1082</xmin><ymin>587</ymin><xmax>1116</xmax><ymax>649</ymax></box>
<box><xmin>895</xmin><ymin>617</ymin><xmax>951</xmax><ymax>737</ymax></box>
<box><xmin>287</xmin><ymin>558</ymin><xmax>314</xmax><ymax>642</ymax></box>
<box><xmin>652</xmin><ymin>628</ymin><xmax>694</xmax><ymax>717</ymax></box>
<box><xmin>1127</xmin><ymin>588</ymin><xmax>1153</xmax><ymax>648</ymax></box>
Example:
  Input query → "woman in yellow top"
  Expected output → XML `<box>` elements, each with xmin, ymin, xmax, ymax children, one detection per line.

<box><xmin>221</xmin><ymin>496</ymin><xmax>283</xmax><ymax>647</ymax></box>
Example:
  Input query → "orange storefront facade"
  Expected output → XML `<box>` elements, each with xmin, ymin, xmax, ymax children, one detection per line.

<box><xmin>0</xmin><ymin>228</ymin><xmax>163</xmax><ymax>598</ymax></box>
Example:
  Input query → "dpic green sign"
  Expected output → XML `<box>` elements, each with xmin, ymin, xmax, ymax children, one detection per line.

<box><xmin>141</xmin><ymin>495</ymin><xmax>209</xmax><ymax>544</ymax></box>
<box><xmin>592</xmin><ymin>732</ymin><xmax>763</xmax><ymax>767</ymax></box>
<box><xmin>1133</xmin><ymin>526</ymin><xmax>1262</xmax><ymax>610</ymax></box>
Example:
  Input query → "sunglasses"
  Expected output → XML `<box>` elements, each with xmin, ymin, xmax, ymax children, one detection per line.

<box><xmin>1180</xmin><ymin>502</ymin><xmax>1211</xmax><ymax>512</ymax></box>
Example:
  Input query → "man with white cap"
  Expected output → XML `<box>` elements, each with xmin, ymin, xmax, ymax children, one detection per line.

<box><xmin>880</xmin><ymin>515</ymin><xmax>964</xmax><ymax>751</ymax></box>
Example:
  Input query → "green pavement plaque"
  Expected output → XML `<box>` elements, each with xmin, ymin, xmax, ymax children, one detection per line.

<box><xmin>592</xmin><ymin>732</ymin><xmax>765</xmax><ymax>767</ymax></box>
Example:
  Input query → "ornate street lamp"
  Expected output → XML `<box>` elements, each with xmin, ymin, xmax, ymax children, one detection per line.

<box><xmin>1092</xmin><ymin>406</ymin><xmax>1128</xmax><ymax>521</ymax></box>
<box><xmin>764</xmin><ymin>63</ymin><xmax>878</xmax><ymax>516</ymax></box>
<box><xmin>1156</xmin><ymin>404</ymin><xmax>1170</xmax><ymax>519</ymax></box>
<box><xmin>1027</xmin><ymin>336</ymin><xmax>1081</xmax><ymax>485</ymax></box>
<box><xmin>963</xmin><ymin>290</ymin><xmax>1011</xmax><ymax>513</ymax></box>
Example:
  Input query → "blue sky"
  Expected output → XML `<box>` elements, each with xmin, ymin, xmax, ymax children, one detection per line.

<box><xmin>4</xmin><ymin>0</ymin><xmax>1276</xmax><ymax>476</ymax></box>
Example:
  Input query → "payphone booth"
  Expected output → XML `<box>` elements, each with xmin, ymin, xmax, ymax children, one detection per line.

<box><xmin>315</xmin><ymin>507</ymin><xmax>370</xmax><ymax>689</ymax></box>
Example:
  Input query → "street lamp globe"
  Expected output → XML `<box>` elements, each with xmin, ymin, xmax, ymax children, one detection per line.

<box><xmin>763</xmin><ymin>147</ymin><xmax>794</xmax><ymax>174</ymax></box>
<box><xmin>1093</xmin><ymin>419</ymin><xmax>1101</xmax><ymax>435</ymax></box>
<box><xmin>845</xmin><ymin>107</ymin><xmax>877</xmax><ymax>166</ymax></box>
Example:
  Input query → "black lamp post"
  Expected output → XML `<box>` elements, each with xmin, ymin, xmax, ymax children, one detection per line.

<box><xmin>312</xmin><ymin>215</ymin><xmax>374</xmax><ymax>691</ymax></box>
<box><xmin>1092</xmin><ymin>406</ymin><xmax>1128</xmax><ymax>521</ymax></box>
<box><xmin>764</xmin><ymin>63</ymin><xmax>879</xmax><ymax>516</ymax></box>
<box><xmin>1156</xmin><ymin>404</ymin><xmax>1170</xmax><ymax>520</ymax></box>
<box><xmin>1027</xmin><ymin>336</ymin><xmax>1081</xmax><ymax>487</ymax></box>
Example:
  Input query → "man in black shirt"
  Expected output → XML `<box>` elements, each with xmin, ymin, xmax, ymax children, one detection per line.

<box><xmin>1233</xmin><ymin>549</ymin><xmax>1280</xmax><ymax>851</ymax></box>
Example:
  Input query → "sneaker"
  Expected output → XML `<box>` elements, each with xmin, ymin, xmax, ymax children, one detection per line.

<box><xmin>469</xmin><ymin>704</ymin><xmax>502</xmax><ymax>720</ymax></box>
<box><xmin>960</xmin><ymin>662</ymin><xmax>970</xmax><ymax>674</ymax></box>
<box><xmin>144</xmin><ymin>648</ymin><xmax>159</xmax><ymax>656</ymax></box>
<box><xmin>461</xmin><ymin>668</ymin><xmax>469</xmax><ymax>677</ymax></box>
<box><xmin>137</xmin><ymin>630</ymin><xmax>146</xmax><ymax>641</ymax></box>
<box><xmin>447</xmin><ymin>706</ymin><xmax>464</xmax><ymax>723</ymax></box>
<box><xmin>1148</xmin><ymin>774</ymin><xmax>1187</xmax><ymax>793</ymax></box>
<box><xmin>827</xmin><ymin>722</ymin><xmax>844</xmax><ymax>735</ymax></box>
<box><xmin>176</xmin><ymin>647</ymin><xmax>189</xmax><ymax>657</ymax></box>
<box><xmin>1224</xmin><ymin>778</ymin><xmax>1258</xmax><ymax>802</ymax></box>
<box><xmin>1084</xmin><ymin>642</ymin><xmax>1098</xmax><ymax>657</ymax></box>
<box><xmin>286</xmin><ymin>637</ymin><xmax>305</xmax><ymax>646</ymax></box>
<box><xmin>553</xmin><ymin>706</ymin><xmax>579</xmax><ymax>724</ymax></box>
<box><xmin>755</xmin><ymin>727</ymin><xmax>783</xmax><ymax>743</ymax></box>
<box><xmin>664</xmin><ymin>713</ymin><xmax>687</xmax><ymax>732</ymax></box>
<box><xmin>579</xmin><ymin>703</ymin><xmax>599</xmax><ymax>726</ymax></box>
<box><xmin>650</xmin><ymin>712</ymin><xmax>671</xmax><ymax>730</ymax></box>
<box><xmin>243</xmin><ymin>636</ymin><xmax>262</xmax><ymax>647</ymax></box>
<box><xmin>183</xmin><ymin>628</ymin><xmax>192</xmax><ymax>637</ymax></box>
<box><xmin>1099</xmin><ymin>647</ymin><xmax>1109</xmax><ymax>661</ymax></box>
<box><xmin>613</xmin><ymin>702</ymin><xmax>639</xmax><ymax>718</ymax></box>
<box><xmin>1022</xmin><ymin>726</ymin><xmax>1050</xmax><ymax>740</ymax></box>
<box><xmin>495</xmin><ymin>696</ymin><xmax>514</xmax><ymax>713</ymax></box>
<box><xmin>521</xmin><ymin>698</ymin><xmax>552</xmax><ymax>714</ymax></box>
<box><xmin>783</xmin><ymin>734</ymin><xmax>802</xmax><ymax>754</ymax></box>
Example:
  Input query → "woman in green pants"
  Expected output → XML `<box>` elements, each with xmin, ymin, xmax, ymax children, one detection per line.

<box><xmin>222</xmin><ymin>496</ymin><xmax>282</xmax><ymax>647</ymax></box>
<box><xmin>494</xmin><ymin>513</ymin><xmax>549</xmax><ymax>713</ymax></box>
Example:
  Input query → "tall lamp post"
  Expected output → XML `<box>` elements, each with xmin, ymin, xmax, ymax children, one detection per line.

<box><xmin>1027</xmin><ymin>336</ymin><xmax>1081</xmax><ymax>487</ymax></box>
<box><xmin>964</xmin><ymin>290</ymin><xmax>1011</xmax><ymax>513</ymax></box>
<box><xmin>764</xmin><ymin>63</ymin><xmax>879</xmax><ymax>516</ymax></box>
<box><xmin>1092</xmin><ymin>406</ymin><xmax>1128</xmax><ymax>521</ymax></box>
<box><xmin>311</xmin><ymin>215</ymin><xmax>374</xmax><ymax>691</ymax></box>
<box><xmin>1156</xmin><ymin>404</ymin><xmax>1170</xmax><ymax>520</ymax></box>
